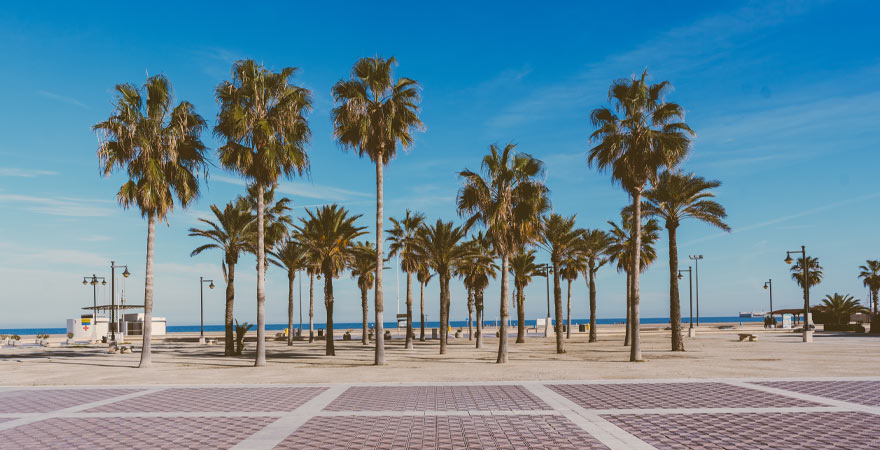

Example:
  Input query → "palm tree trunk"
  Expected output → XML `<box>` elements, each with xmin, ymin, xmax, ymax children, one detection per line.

<box><xmin>308</xmin><ymin>272</ymin><xmax>315</xmax><ymax>343</ymax></box>
<box><xmin>374</xmin><ymin>154</ymin><xmax>386</xmax><ymax>365</ymax></box>
<box><xmin>566</xmin><ymin>279</ymin><xmax>572</xmax><ymax>340</ymax></box>
<box><xmin>476</xmin><ymin>290</ymin><xmax>483</xmax><ymax>348</ymax></box>
<box><xmin>496</xmin><ymin>254</ymin><xmax>511</xmax><ymax>363</ymax></box>
<box><xmin>439</xmin><ymin>274</ymin><xmax>448</xmax><ymax>355</ymax></box>
<box><xmin>138</xmin><ymin>213</ymin><xmax>156</xmax><ymax>368</ymax></box>
<box><xmin>467</xmin><ymin>287</ymin><xmax>474</xmax><ymax>341</ymax></box>
<box><xmin>405</xmin><ymin>272</ymin><xmax>414</xmax><ymax>349</ymax></box>
<box><xmin>553</xmin><ymin>260</ymin><xmax>565</xmax><ymax>354</ymax></box>
<box><xmin>224</xmin><ymin>263</ymin><xmax>236</xmax><ymax>356</ymax></box>
<box><xmin>873</xmin><ymin>289</ymin><xmax>878</xmax><ymax>316</ymax></box>
<box><xmin>287</xmin><ymin>271</ymin><xmax>295</xmax><ymax>346</ymax></box>
<box><xmin>516</xmin><ymin>284</ymin><xmax>526</xmax><ymax>343</ymax></box>
<box><xmin>668</xmin><ymin>225</ymin><xmax>684</xmax><ymax>351</ymax></box>
<box><xmin>624</xmin><ymin>271</ymin><xmax>631</xmax><ymax>346</ymax></box>
<box><xmin>361</xmin><ymin>286</ymin><xmax>369</xmax><ymax>345</ymax></box>
<box><xmin>588</xmin><ymin>266</ymin><xmax>598</xmax><ymax>343</ymax></box>
<box><xmin>630</xmin><ymin>190</ymin><xmax>644</xmax><ymax>362</ymax></box>
<box><xmin>325</xmin><ymin>269</ymin><xmax>335</xmax><ymax>356</ymax></box>
<box><xmin>419</xmin><ymin>281</ymin><xmax>426</xmax><ymax>341</ymax></box>
<box><xmin>255</xmin><ymin>181</ymin><xmax>267</xmax><ymax>367</ymax></box>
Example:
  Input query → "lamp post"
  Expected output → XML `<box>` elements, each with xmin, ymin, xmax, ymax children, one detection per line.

<box><xmin>199</xmin><ymin>277</ymin><xmax>215</xmax><ymax>344</ymax></box>
<box><xmin>678</xmin><ymin>266</ymin><xmax>694</xmax><ymax>337</ymax></box>
<box><xmin>81</xmin><ymin>274</ymin><xmax>106</xmax><ymax>341</ymax></box>
<box><xmin>784</xmin><ymin>246</ymin><xmax>812</xmax><ymax>342</ymax></box>
<box><xmin>542</xmin><ymin>263</ymin><xmax>553</xmax><ymax>338</ymax></box>
<box><xmin>763</xmin><ymin>279</ymin><xmax>773</xmax><ymax>328</ymax></box>
<box><xmin>689</xmin><ymin>255</ymin><xmax>703</xmax><ymax>326</ymax></box>
<box><xmin>109</xmin><ymin>261</ymin><xmax>130</xmax><ymax>343</ymax></box>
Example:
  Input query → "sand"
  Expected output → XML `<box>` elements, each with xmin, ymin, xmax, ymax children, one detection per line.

<box><xmin>1</xmin><ymin>324</ymin><xmax>878</xmax><ymax>386</ymax></box>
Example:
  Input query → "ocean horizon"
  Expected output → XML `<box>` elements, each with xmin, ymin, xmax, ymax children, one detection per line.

<box><xmin>1</xmin><ymin>316</ymin><xmax>763</xmax><ymax>335</ymax></box>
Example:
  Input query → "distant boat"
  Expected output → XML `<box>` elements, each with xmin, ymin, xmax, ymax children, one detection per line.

<box><xmin>739</xmin><ymin>311</ymin><xmax>766</xmax><ymax>318</ymax></box>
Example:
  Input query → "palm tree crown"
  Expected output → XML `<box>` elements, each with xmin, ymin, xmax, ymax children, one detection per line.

<box><xmin>296</xmin><ymin>205</ymin><xmax>367</xmax><ymax>278</ymax></box>
<box><xmin>819</xmin><ymin>293</ymin><xmax>868</xmax><ymax>325</ymax></box>
<box><xmin>644</xmin><ymin>171</ymin><xmax>730</xmax><ymax>231</ymax></box>
<box><xmin>388</xmin><ymin>210</ymin><xmax>427</xmax><ymax>273</ymax></box>
<box><xmin>858</xmin><ymin>260</ymin><xmax>880</xmax><ymax>314</ymax></box>
<box><xmin>790</xmin><ymin>256</ymin><xmax>823</xmax><ymax>290</ymax></box>
<box><xmin>189</xmin><ymin>200</ymin><xmax>255</xmax><ymax>277</ymax></box>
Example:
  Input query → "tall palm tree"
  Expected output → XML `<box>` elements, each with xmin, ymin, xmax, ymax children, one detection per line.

<box><xmin>332</xmin><ymin>56</ymin><xmax>423</xmax><ymax>366</ymax></box>
<box><xmin>455</xmin><ymin>233</ymin><xmax>498</xmax><ymax>343</ymax></box>
<box><xmin>819</xmin><ymin>293</ymin><xmax>868</xmax><ymax>325</ymax></box>
<box><xmin>269</xmin><ymin>235</ymin><xmax>308</xmax><ymax>346</ymax></box>
<box><xmin>540</xmin><ymin>214</ymin><xmax>585</xmax><ymax>353</ymax></box>
<box><xmin>458</xmin><ymin>143</ymin><xmax>550</xmax><ymax>363</ymax></box>
<box><xmin>607</xmin><ymin>211</ymin><xmax>661</xmax><ymax>346</ymax></box>
<box><xmin>416</xmin><ymin>262</ymin><xmax>433</xmax><ymax>341</ymax></box>
<box><xmin>296</xmin><ymin>205</ymin><xmax>367</xmax><ymax>356</ymax></box>
<box><xmin>471</xmin><ymin>232</ymin><xmax>496</xmax><ymax>348</ymax></box>
<box><xmin>575</xmin><ymin>229</ymin><xmax>611</xmax><ymax>343</ymax></box>
<box><xmin>588</xmin><ymin>70</ymin><xmax>694</xmax><ymax>361</ymax></box>
<box><xmin>858</xmin><ymin>260</ymin><xmax>880</xmax><ymax>315</ymax></box>
<box><xmin>215</xmin><ymin>59</ymin><xmax>312</xmax><ymax>367</ymax></box>
<box><xmin>189</xmin><ymin>200</ymin><xmax>255</xmax><ymax>355</ymax></box>
<box><xmin>790</xmin><ymin>256</ymin><xmax>823</xmax><ymax>291</ymax></box>
<box><xmin>419</xmin><ymin>219</ymin><xmax>473</xmax><ymax>355</ymax></box>
<box><xmin>350</xmin><ymin>241</ymin><xmax>378</xmax><ymax>345</ymax></box>
<box><xmin>560</xmin><ymin>253</ymin><xmax>586</xmax><ymax>340</ymax></box>
<box><xmin>95</xmin><ymin>75</ymin><xmax>208</xmax><ymax>368</ymax></box>
<box><xmin>387</xmin><ymin>210</ymin><xmax>426</xmax><ymax>349</ymax></box>
<box><xmin>644</xmin><ymin>171</ymin><xmax>729</xmax><ymax>351</ymax></box>
<box><xmin>510</xmin><ymin>249</ymin><xmax>541</xmax><ymax>343</ymax></box>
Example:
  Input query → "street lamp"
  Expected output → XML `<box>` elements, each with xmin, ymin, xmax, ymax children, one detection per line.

<box><xmin>784</xmin><ymin>246</ymin><xmax>812</xmax><ymax>342</ymax></box>
<box><xmin>688</xmin><ymin>255</ymin><xmax>703</xmax><ymax>326</ymax></box>
<box><xmin>109</xmin><ymin>261</ymin><xmax>130</xmax><ymax>343</ymax></box>
<box><xmin>199</xmin><ymin>276</ymin><xmax>215</xmax><ymax>344</ymax></box>
<box><xmin>81</xmin><ymin>274</ymin><xmax>106</xmax><ymax>341</ymax></box>
<box><xmin>763</xmin><ymin>279</ymin><xmax>773</xmax><ymax>328</ymax></box>
<box><xmin>678</xmin><ymin>266</ymin><xmax>694</xmax><ymax>337</ymax></box>
<box><xmin>541</xmin><ymin>263</ymin><xmax>553</xmax><ymax>337</ymax></box>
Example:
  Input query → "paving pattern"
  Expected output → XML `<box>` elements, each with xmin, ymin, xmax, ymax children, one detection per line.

<box><xmin>0</xmin><ymin>379</ymin><xmax>877</xmax><ymax>449</ymax></box>
<box><xmin>548</xmin><ymin>382</ymin><xmax>816</xmax><ymax>410</ymax></box>
<box><xmin>756</xmin><ymin>380</ymin><xmax>880</xmax><ymax>406</ymax></box>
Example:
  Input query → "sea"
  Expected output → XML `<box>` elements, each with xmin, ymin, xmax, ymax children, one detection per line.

<box><xmin>1</xmin><ymin>316</ymin><xmax>763</xmax><ymax>335</ymax></box>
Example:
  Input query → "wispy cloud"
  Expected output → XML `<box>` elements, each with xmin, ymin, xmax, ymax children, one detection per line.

<box><xmin>37</xmin><ymin>90</ymin><xmax>88</xmax><ymax>109</ymax></box>
<box><xmin>0</xmin><ymin>167</ymin><xmax>57</xmax><ymax>177</ymax></box>
<box><xmin>80</xmin><ymin>235</ymin><xmax>113</xmax><ymax>242</ymax></box>
<box><xmin>212</xmin><ymin>174</ymin><xmax>371</xmax><ymax>201</ymax></box>
<box><xmin>0</xmin><ymin>193</ymin><xmax>117</xmax><ymax>217</ymax></box>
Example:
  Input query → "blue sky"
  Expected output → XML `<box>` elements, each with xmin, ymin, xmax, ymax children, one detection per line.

<box><xmin>1</xmin><ymin>1</ymin><xmax>878</xmax><ymax>328</ymax></box>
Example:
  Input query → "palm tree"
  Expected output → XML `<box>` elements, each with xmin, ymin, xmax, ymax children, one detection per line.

<box><xmin>819</xmin><ymin>293</ymin><xmax>868</xmax><ymax>325</ymax></box>
<box><xmin>387</xmin><ymin>210</ymin><xmax>426</xmax><ymax>349</ymax></box>
<box><xmin>458</xmin><ymin>143</ymin><xmax>550</xmax><ymax>363</ymax></box>
<box><xmin>471</xmin><ymin>232</ymin><xmax>496</xmax><ymax>349</ymax></box>
<box><xmin>790</xmin><ymin>256</ymin><xmax>823</xmax><ymax>290</ymax></box>
<box><xmin>296</xmin><ymin>205</ymin><xmax>367</xmax><ymax>356</ymax></box>
<box><xmin>350</xmin><ymin>241</ymin><xmax>378</xmax><ymax>345</ymax></box>
<box><xmin>644</xmin><ymin>171</ymin><xmax>729</xmax><ymax>351</ymax></box>
<box><xmin>94</xmin><ymin>75</ymin><xmax>208</xmax><ymax>368</ymax></box>
<box><xmin>215</xmin><ymin>59</ymin><xmax>312</xmax><ymax>367</ymax></box>
<box><xmin>539</xmin><ymin>214</ymin><xmax>585</xmax><ymax>353</ymax></box>
<box><xmin>607</xmin><ymin>211</ymin><xmax>661</xmax><ymax>346</ymax></box>
<box><xmin>269</xmin><ymin>235</ymin><xmax>309</xmax><ymax>346</ymax></box>
<box><xmin>455</xmin><ymin>233</ymin><xmax>498</xmax><ymax>343</ymax></box>
<box><xmin>575</xmin><ymin>229</ymin><xmax>611</xmax><ymax>343</ymax></box>
<box><xmin>416</xmin><ymin>262</ymin><xmax>433</xmax><ymax>341</ymax></box>
<box><xmin>560</xmin><ymin>253</ymin><xmax>586</xmax><ymax>340</ymax></box>
<box><xmin>332</xmin><ymin>56</ymin><xmax>423</xmax><ymax>366</ymax></box>
<box><xmin>510</xmin><ymin>249</ymin><xmax>541</xmax><ymax>343</ymax></box>
<box><xmin>588</xmin><ymin>70</ymin><xmax>694</xmax><ymax>361</ymax></box>
<box><xmin>419</xmin><ymin>219</ymin><xmax>473</xmax><ymax>355</ymax></box>
<box><xmin>858</xmin><ymin>260</ymin><xmax>880</xmax><ymax>315</ymax></box>
<box><xmin>240</xmin><ymin>184</ymin><xmax>294</xmax><ymax>253</ymax></box>
<box><xmin>189</xmin><ymin>200</ymin><xmax>254</xmax><ymax>355</ymax></box>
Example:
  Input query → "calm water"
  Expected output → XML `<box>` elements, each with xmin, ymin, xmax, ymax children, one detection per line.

<box><xmin>1</xmin><ymin>316</ymin><xmax>762</xmax><ymax>335</ymax></box>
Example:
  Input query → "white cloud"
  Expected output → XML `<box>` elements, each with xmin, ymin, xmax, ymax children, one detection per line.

<box><xmin>212</xmin><ymin>174</ymin><xmax>371</xmax><ymax>201</ymax></box>
<box><xmin>37</xmin><ymin>90</ymin><xmax>88</xmax><ymax>109</ymax></box>
<box><xmin>0</xmin><ymin>167</ymin><xmax>57</xmax><ymax>177</ymax></box>
<box><xmin>0</xmin><ymin>193</ymin><xmax>117</xmax><ymax>217</ymax></box>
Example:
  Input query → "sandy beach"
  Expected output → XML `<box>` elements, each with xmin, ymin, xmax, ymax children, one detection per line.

<box><xmin>2</xmin><ymin>324</ymin><xmax>878</xmax><ymax>386</ymax></box>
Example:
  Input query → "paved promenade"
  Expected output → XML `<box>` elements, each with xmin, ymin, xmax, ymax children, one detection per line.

<box><xmin>0</xmin><ymin>377</ymin><xmax>878</xmax><ymax>449</ymax></box>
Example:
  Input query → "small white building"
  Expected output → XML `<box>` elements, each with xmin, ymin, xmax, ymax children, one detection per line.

<box><xmin>66</xmin><ymin>311</ymin><xmax>166</xmax><ymax>341</ymax></box>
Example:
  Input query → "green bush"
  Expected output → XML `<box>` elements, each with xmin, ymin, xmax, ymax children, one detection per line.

<box><xmin>234</xmin><ymin>320</ymin><xmax>253</xmax><ymax>356</ymax></box>
<box><xmin>824</xmin><ymin>323</ymin><xmax>866</xmax><ymax>333</ymax></box>
<box><xmin>67</xmin><ymin>332</ymin><xmax>74</xmax><ymax>339</ymax></box>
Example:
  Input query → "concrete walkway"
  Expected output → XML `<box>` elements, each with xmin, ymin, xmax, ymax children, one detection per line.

<box><xmin>0</xmin><ymin>377</ymin><xmax>878</xmax><ymax>449</ymax></box>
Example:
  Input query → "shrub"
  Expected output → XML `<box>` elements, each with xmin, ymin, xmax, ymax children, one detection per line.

<box><xmin>67</xmin><ymin>332</ymin><xmax>74</xmax><ymax>339</ymax></box>
<box><xmin>234</xmin><ymin>320</ymin><xmax>253</xmax><ymax>356</ymax></box>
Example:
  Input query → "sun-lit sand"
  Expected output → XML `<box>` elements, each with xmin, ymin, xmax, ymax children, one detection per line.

<box><xmin>2</xmin><ymin>324</ymin><xmax>878</xmax><ymax>386</ymax></box>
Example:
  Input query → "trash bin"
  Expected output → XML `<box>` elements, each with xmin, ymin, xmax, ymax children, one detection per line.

<box><xmin>579</xmin><ymin>324</ymin><xmax>586</xmax><ymax>332</ymax></box>
<box><xmin>431</xmin><ymin>328</ymin><xmax>438</xmax><ymax>339</ymax></box>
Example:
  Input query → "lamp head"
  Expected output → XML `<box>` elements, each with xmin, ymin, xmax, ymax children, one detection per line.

<box><xmin>209</xmin><ymin>282</ymin><xmax>215</xmax><ymax>289</ymax></box>
<box><xmin>122</xmin><ymin>267</ymin><xmax>131</xmax><ymax>278</ymax></box>
<box><xmin>784</xmin><ymin>254</ymin><xmax>793</xmax><ymax>265</ymax></box>
<box><xmin>82</xmin><ymin>279</ymin><xmax>88</xmax><ymax>286</ymax></box>
<box><xmin>677</xmin><ymin>273</ymin><xmax>683</xmax><ymax>280</ymax></box>
<box><xmin>763</xmin><ymin>283</ymin><xmax>768</xmax><ymax>289</ymax></box>
<box><xmin>102</xmin><ymin>280</ymin><xmax>107</xmax><ymax>286</ymax></box>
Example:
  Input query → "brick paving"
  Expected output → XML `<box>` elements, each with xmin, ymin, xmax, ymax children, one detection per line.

<box><xmin>325</xmin><ymin>385</ymin><xmax>552</xmax><ymax>411</ymax></box>
<box><xmin>0</xmin><ymin>379</ymin><xmax>876</xmax><ymax>449</ymax></box>
<box><xmin>604</xmin><ymin>411</ymin><xmax>880</xmax><ymax>449</ymax></box>
<box><xmin>756</xmin><ymin>380</ymin><xmax>880</xmax><ymax>407</ymax></box>
<box><xmin>548</xmin><ymin>382</ymin><xmax>817</xmax><ymax>410</ymax></box>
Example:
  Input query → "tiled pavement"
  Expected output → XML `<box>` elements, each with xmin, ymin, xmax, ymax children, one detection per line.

<box><xmin>0</xmin><ymin>378</ymin><xmax>877</xmax><ymax>449</ymax></box>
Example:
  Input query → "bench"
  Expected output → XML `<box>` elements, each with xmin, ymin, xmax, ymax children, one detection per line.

<box><xmin>737</xmin><ymin>333</ymin><xmax>758</xmax><ymax>342</ymax></box>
